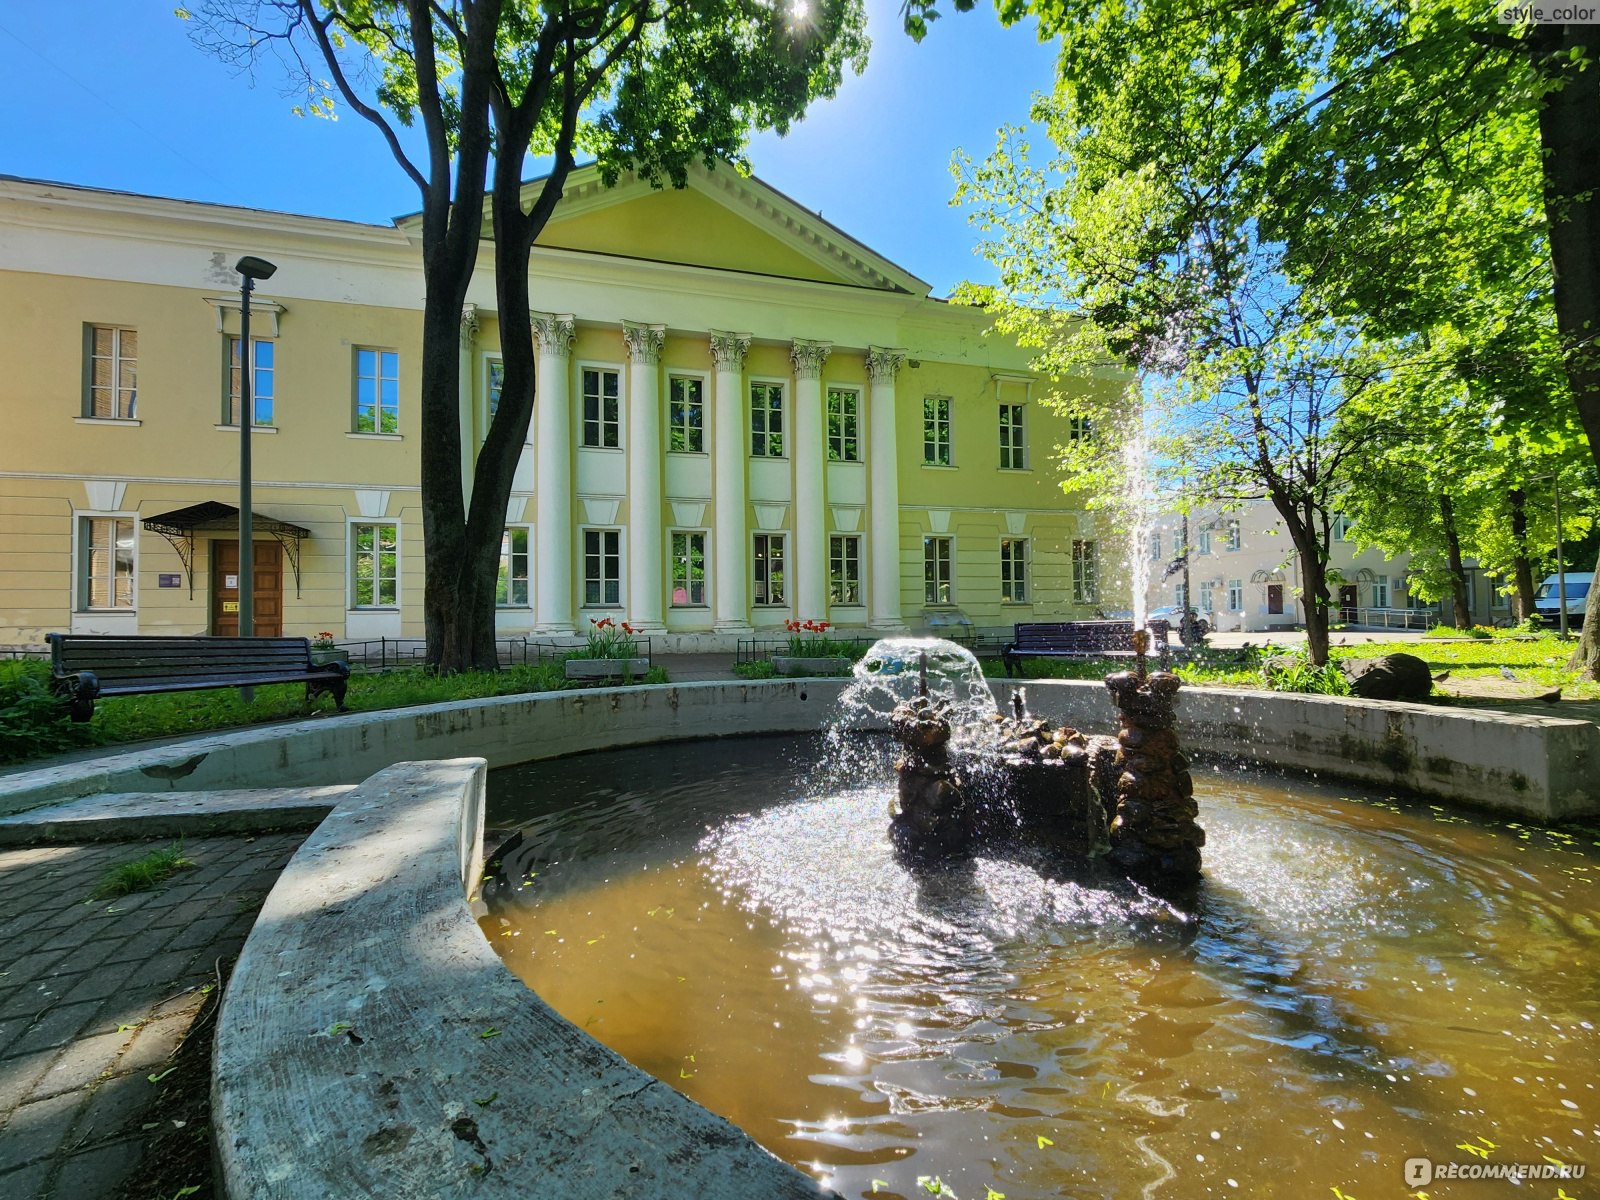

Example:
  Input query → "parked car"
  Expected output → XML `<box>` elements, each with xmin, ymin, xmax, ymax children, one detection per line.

<box><xmin>1146</xmin><ymin>605</ymin><xmax>1210</xmax><ymax>637</ymax></box>
<box><xmin>1534</xmin><ymin>570</ymin><xmax>1593</xmax><ymax>626</ymax></box>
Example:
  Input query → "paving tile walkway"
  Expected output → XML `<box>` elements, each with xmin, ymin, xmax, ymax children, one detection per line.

<box><xmin>0</xmin><ymin>833</ymin><xmax>305</xmax><ymax>1199</ymax></box>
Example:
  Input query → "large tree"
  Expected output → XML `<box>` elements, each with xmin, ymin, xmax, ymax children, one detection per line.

<box><xmin>189</xmin><ymin>0</ymin><xmax>867</xmax><ymax>671</ymax></box>
<box><xmin>914</xmin><ymin>0</ymin><xmax>1600</xmax><ymax>673</ymax></box>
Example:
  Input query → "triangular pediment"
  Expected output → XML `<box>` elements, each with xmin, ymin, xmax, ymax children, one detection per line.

<box><xmin>399</xmin><ymin>161</ymin><xmax>927</xmax><ymax>294</ymax></box>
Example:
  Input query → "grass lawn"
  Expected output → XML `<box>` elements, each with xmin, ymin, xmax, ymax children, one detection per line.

<box><xmin>0</xmin><ymin>658</ymin><xmax>669</xmax><ymax>766</ymax></box>
<box><xmin>982</xmin><ymin>634</ymin><xmax>1600</xmax><ymax>700</ymax></box>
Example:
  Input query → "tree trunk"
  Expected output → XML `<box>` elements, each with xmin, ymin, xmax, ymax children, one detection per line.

<box><xmin>1440</xmin><ymin>494</ymin><xmax>1471</xmax><ymax>629</ymax></box>
<box><xmin>1535</xmin><ymin>26</ymin><xmax>1600</xmax><ymax>482</ymax></box>
<box><xmin>1270</xmin><ymin>493</ymin><xmax>1332</xmax><ymax>665</ymax></box>
<box><xmin>1507</xmin><ymin>487</ymin><xmax>1537</xmax><ymax>621</ymax></box>
<box><xmin>1571</xmin><ymin>580</ymin><xmax>1600</xmax><ymax>679</ymax></box>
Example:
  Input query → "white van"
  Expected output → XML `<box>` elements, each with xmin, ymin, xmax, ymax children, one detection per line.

<box><xmin>1534</xmin><ymin>571</ymin><xmax>1593</xmax><ymax>625</ymax></box>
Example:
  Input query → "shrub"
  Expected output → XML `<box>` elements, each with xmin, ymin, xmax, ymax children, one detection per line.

<box><xmin>0</xmin><ymin>661</ymin><xmax>99</xmax><ymax>765</ymax></box>
<box><xmin>1259</xmin><ymin>649</ymin><xmax>1351</xmax><ymax>696</ymax></box>
<box><xmin>1423</xmin><ymin>623</ymin><xmax>1490</xmax><ymax>640</ymax></box>
<box><xmin>570</xmin><ymin>617</ymin><xmax>641</xmax><ymax>660</ymax></box>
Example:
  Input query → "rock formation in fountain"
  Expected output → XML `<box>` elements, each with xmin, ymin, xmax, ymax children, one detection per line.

<box><xmin>1103</xmin><ymin>663</ymin><xmax>1205</xmax><ymax>886</ymax></box>
<box><xmin>888</xmin><ymin>692</ymin><xmax>971</xmax><ymax>858</ymax></box>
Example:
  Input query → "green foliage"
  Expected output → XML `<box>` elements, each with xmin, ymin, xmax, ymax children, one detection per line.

<box><xmin>1260</xmin><ymin>649</ymin><xmax>1352</xmax><ymax>697</ymax></box>
<box><xmin>1422</xmin><ymin>624</ymin><xmax>1492</xmax><ymax>640</ymax></box>
<box><xmin>732</xmin><ymin>660</ymin><xmax>778</xmax><ymax>680</ymax></box>
<box><xmin>93</xmin><ymin>842</ymin><xmax>195</xmax><ymax>898</ymax></box>
<box><xmin>0</xmin><ymin>661</ymin><xmax>99</xmax><ymax>765</ymax></box>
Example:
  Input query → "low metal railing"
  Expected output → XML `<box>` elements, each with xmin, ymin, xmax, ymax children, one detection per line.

<box><xmin>1335</xmin><ymin>607</ymin><xmax>1436</xmax><ymax>631</ymax></box>
<box><xmin>734</xmin><ymin>635</ymin><xmax>876</xmax><ymax>666</ymax></box>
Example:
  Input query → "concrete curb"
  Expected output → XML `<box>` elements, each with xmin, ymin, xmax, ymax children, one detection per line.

<box><xmin>0</xmin><ymin>786</ymin><xmax>355</xmax><ymax>844</ymax></box>
<box><xmin>212</xmin><ymin>759</ymin><xmax>833</xmax><ymax>1199</ymax></box>
<box><xmin>1002</xmin><ymin>679</ymin><xmax>1600</xmax><ymax>820</ymax></box>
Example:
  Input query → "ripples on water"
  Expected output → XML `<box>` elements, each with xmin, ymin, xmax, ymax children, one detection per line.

<box><xmin>483</xmin><ymin>736</ymin><xmax>1600</xmax><ymax>1200</ymax></box>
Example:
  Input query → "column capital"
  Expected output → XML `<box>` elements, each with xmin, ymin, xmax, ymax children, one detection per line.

<box><xmin>460</xmin><ymin>303</ymin><xmax>479</xmax><ymax>346</ymax></box>
<box><xmin>709</xmin><ymin>330</ymin><xmax>751</xmax><ymax>370</ymax></box>
<box><xmin>531</xmin><ymin>311</ymin><xmax>575</xmax><ymax>358</ymax></box>
<box><xmin>866</xmin><ymin>345</ymin><xmax>908</xmax><ymax>384</ymax></box>
<box><xmin>622</xmin><ymin>321</ymin><xmax>667</xmax><ymax>365</ymax></box>
<box><xmin>791</xmin><ymin>338</ymin><xmax>833</xmax><ymax>380</ymax></box>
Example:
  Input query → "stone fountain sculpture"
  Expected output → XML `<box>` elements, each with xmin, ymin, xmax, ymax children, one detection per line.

<box><xmin>886</xmin><ymin>631</ymin><xmax>1204</xmax><ymax>889</ymax></box>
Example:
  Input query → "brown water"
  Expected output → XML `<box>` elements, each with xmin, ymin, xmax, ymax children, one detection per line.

<box><xmin>482</xmin><ymin>735</ymin><xmax>1600</xmax><ymax>1200</ymax></box>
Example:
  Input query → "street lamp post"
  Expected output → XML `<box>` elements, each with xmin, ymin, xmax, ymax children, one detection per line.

<box><xmin>234</xmin><ymin>256</ymin><xmax>276</xmax><ymax>661</ymax></box>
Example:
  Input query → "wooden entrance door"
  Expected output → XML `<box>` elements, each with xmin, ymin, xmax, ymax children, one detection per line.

<box><xmin>1266</xmin><ymin>584</ymin><xmax>1285</xmax><ymax>615</ymax></box>
<box><xmin>211</xmin><ymin>540</ymin><xmax>283</xmax><ymax>637</ymax></box>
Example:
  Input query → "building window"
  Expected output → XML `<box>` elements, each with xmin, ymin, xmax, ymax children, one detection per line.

<box><xmin>1332</xmin><ymin>514</ymin><xmax>1353</xmax><ymax>542</ymax></box>
<box><xmin>582</xmin><ymin>367</ymin><xmax>621</xmax><ymax>448</ymax></box>
<box><xmin>999</xmin><ymin>403</ymin><xmax>1026</xmax><ymax>469</ymax></box>
<box><xmin>486</xmin><ymin>357</ymin><xmax>505</xmax><ymax>420</ymax></box>
<box><xmin>351</xmin><ymin>522</ymin><xmax>398</xmax><ymax>607</ymax></box>
<box><xmin>1001</xmin><ymin>537</ymin><xmax>1029</xmax><ymax>602</ymax></box>
<box><xmin>85</xmin><ymin>327</ymin><xmax>137</xmax><ymax>419</ymax></box>
<box><xmin>583</xmin><ymin>529</ymin><xmax>622</xmax><ymax>606</ymax></box>
<box><xmin>827</xmin><ymin>388</ymin><xmax>860</xmax><ymax>462</ymax></box>
<box><xmin>1197</xmin><ymin>528</ymin><xmax>1212</xmax><ymax>556</ymax></box>
<box><xmin>355</xmin><ymin>349</ymin><xmax>400</xmax><ymax>434</ymax></box>
<box><xmin>1069</xmin><ymin>416</ymin><xmax>1094</xmax><ymax>443</ymax></box>
<box><xmin>1149</xmin><ymin>531</ymin><xmax>1161</xmax><ymax>561</ymax></box>
<box><xmin>924</xmin><ymin>536</ymin><xmax>953</xmax><ymax>605</ymax></box>
<box><xmin>227</xmin><ymin>337</ymin><xmax>275</xmax><ymax>425</ymax></box>
<box><xmin>751</xmin><ymin>383</ymin><xmax>784</xmax><ymax>457</ymax></box>
<box><xmin>923</xmin><ymin>396</ymin><xmax>952</xmax><ymax>465</ymax></box>
<box><xmin>671</xmin><ymin>531</ymin><xmax>707</xmax><ymax>606</ymax></box>
<box><xmin>497</xmin><ymin>527</ymin><xmax>529</xmax><ymax>607</ymax></box>
<box><xmin>1373</xmin><ymin>574</ymin><xmax>1389</xmax><ymax>608</ymax></box>
<box><xmin>753</xmin><ymin>533</ymin><xmax>786</xmax><ymax>606</ymax></box>
<box><xmin>829</xmin><ymin>534</ymin><xmax>861</xmax><ymax>606</ymax></box>
<box><xmin>1200</xmin><ymin>580</ymin><xmax>1217</xmax><ymax>613</ymax></box>
<box><xmin>669</xmin><ymin>376</ymin><xmax>704</xmax><ymax>453</ymax></box>
<box><xmin>1224</xmin><ymin>518</ymin><xmax>1241</xmax><ymax>551</ymax></box>
<box><xmin>1226</xmin><ymin>578</ymin><xmax>1243</xmax><ymax>611</ymax></box>
<box><xmin>1175</xmin><ymin>582</ymin><xmax>1190</xmax><ymax>609</ymax></box>
<box><xmin>78</xmin><ymin>517</ymin><xmax>134</xmax><ymax>609</ymax></box>
<box><xmin>1072</xmin><ymin>539</ymin><xmax>1098</xmax><ymax>604</ymax></box>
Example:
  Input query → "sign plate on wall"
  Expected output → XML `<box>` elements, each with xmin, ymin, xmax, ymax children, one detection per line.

<box><xmin>158</xmin><ymin>574</ymin><xmax>181</xmax><ymax>588</ymax></box>
<box><xmin>224</xmin><ymin>574</ymin><xmax>238</xmax><ymax>589</ymax></box>
<box><xmin>222</xmin><ymin>601</ymin><xmax>240</xmax><ymax>613</ymax></box>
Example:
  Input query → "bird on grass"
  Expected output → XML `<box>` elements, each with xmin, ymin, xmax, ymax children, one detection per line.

<box><xmin>1499</xmin><ymin>666</ymin><xmax>1518</xmax><ymax>681</ymax></box>
<box><xmin>1539</xmin><ymin>688</ymin><xmax>1562</xmax><ymax>704</ymax></box>
<box><xmin>1432</xmin><ymin>670</ymin><xmax>1450</xmax><ymax>683</ymax></box>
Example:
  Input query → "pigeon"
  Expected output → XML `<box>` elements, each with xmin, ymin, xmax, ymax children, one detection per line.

<box><xmin>1499</xmin><ymin>666</ymin><xmax>1518</xmax><ymax>681</ymax></box>
<box><xmin>1432</xmin><ymin>670</ymin><xmax>1450</xmax><ymax>682</ymax></box>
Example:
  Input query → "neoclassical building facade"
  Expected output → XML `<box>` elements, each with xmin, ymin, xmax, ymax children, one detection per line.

<box><xmin>0</xmin><ymin>165</ymin><xmax>1125</xmax><ymax>649</ymax></box>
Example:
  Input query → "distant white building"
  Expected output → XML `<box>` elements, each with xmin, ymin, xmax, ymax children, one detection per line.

<box><xmin>1143</xmin><ymin>501</ymin><xmax>1510</xmax><ymax>633</ymax></box>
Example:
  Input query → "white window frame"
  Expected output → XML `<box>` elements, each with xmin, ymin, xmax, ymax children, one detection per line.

<box><xmin>581</xmin><ymin>526</ymin><xmax>624</xmax><ymax>608</ymax></box>
<box><xmin>924</xmin><ymin>535</ymin><xmax>954</xmax><ymax>605</ymax></box>
<box><xmin>75</xmin><ymin>512</ymin><xmax>138</xmax><ymax>611</ymax></box>
<box><xmin>1000</xmin><ymin>537</ymin><xmax>1029</xmax><ymax>603</ymax></box>
<box><xmin>1072</xmin><ymin>539</ymin><xmax>1098</xmax><ymax>605</ymax></box>
<box><xmin>1224</xmin><ymin>518</ymin><xmax>1242</xmax><ymax>551</ymax></box>
<box><xmin>1226</xmin><ymin>578</ymin><xmax>1243</xmax><ymax>611</ymax></box>
<box><xmin>579</xmin><ymin>363</ymin><xmax>624</xmax><ymax>450</ymax></box>
<box><xmin>1149</xmin><ymin>531</ymin><xmax>1162</xmax><ymax>561</ymax></box>
<box><xmin>999</xmin><ymin>402</ymin><xmax>1027</xmax><ymax>470</ymax></box>
<box><xmin>670</xmin><ymin>529</ymin><xmax>709</xmax><ymax>607</ymax></box>
<box><xmin>753</xmin><ymin>532</ymin><xmax>787</xmax><ymax>607</ymax></box>
<box><xmin>1373</xmin><ymin>574</ymin><xmax>1389</xmax><ymax>608</ymax></box>
<box><xmin>84</xmin><ymin>325</ymin><xmax>138</xmax><ymax>420</ymax></box>
<box><xmin>1197</xmin><ymin>527</ymin><xmax>1212</xmax><ymax>556</ymax></box>
<box><xmin>827</xmin><ymin>386</ymin><xmax>862</xmax><ymax>462</ymax></box>
<box><xmin>1200</xmin><ymin>580</ymin><xmax>1217</xmax><ymax>613</ymax></box>
<box><xmin>750</xmin><ymin>378</ymin><xmax>786</xmax><ymax>459</ymax></box>
<box><xmin>1332</xmin><ymin>514</ymin><xmax>1354</xmax><ymax>542</ymax></box>
<box><xmin>354</xmin><ymin>347</ymin><xmax>401</xmax><ymax>435</ymax></box>
<box><xmin>829</xmin><ymin>533</ymin><xmax>863</xmax><ymax>607</ymax></box>
<box><xmin>668</xmin><ymin>371</ymin><xmax>709</xmax><ymax>455</ymax></box>
<box><xmin>1175</xmin><ymin>582</ymin><xmax>1189</xmax><ymax>609</ymax></box>
<box><xmin>923</xmin><ymin>395</ymin><xmax>953</xmax><ymax>466</ymax></box>
<box><xmin>227</xmin><ymin>336</ymin><xmax>276</xmax><ymax>426</ymax></box>
<box><xmin>348</xmin><ymin>519</ymin><xmax>400</xmax><ymax>610</ymax></box>
<box><xmin>496</xmin><ymin>525</ymin><xmax>532</xmax><ymax>609</ymax></box>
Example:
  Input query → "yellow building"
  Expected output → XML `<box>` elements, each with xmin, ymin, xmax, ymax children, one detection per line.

<box><xmin>0</xmin><ymin>165</ymin><xmax>1126</xmax><ymax>651</ymax></box>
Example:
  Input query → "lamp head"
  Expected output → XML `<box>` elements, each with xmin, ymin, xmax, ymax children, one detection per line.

<box><xmin>235</xmin><ymin>255</ymin><xmax>277</xmax><ymax>282</ymax></box>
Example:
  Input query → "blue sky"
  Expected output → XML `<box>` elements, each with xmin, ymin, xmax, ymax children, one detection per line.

<box><xmin>0</xmin><ymin>1</ymin><xmax>1057</xmax><ymax>297</ymax></box>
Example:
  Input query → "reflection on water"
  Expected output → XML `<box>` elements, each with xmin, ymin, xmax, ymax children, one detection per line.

<box><xmin>483</xmin><ymin>736</ymin><xmax>1600</xmax><ymax>1200</ymax></box>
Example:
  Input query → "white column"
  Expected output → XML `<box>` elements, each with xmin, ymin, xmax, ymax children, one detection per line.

<box><xmin>624</xmin><ymin>321</ymin><xmax>666</xmax><ymax>630</ymax></box>
<box><xmin>532</xmin><ymin>312</ymin><xmax>575</xmax><ymax>633</ymax></box>
<box><xmin>458</xmin><ymin>304</ymin><xmax>478</xmax><ymax>510</ymax></box>
<box><xmin>791</xmin><ymin>339</ymin><xmax>831</xmax><ymax>620</ymax></box>
<box><xmin>710</xmin><ymin>331</ymin><xmax>752</xmax><ymax>631</ymax></box>
<box><xmin>867</xmin><ymin>346</ymin><xmax>908</xmax><ymax>629</ymax></box>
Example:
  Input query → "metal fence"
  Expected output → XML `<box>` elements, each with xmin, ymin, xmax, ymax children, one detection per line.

<box><xmin>1335</xmin><ymin>607</ymin><xmax>1437</xmax><ymax>631</ymax></box>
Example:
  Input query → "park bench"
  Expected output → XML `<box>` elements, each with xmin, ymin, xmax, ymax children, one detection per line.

<box><xmin>45</xmin><ymin>633</ymin><xmax>349</xmax><ymax>722</ymax></box>
<box><xmin>1001</xmin><ymin>620</ymin><xmax>1172</xmax><ymax>677</ymax></box>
